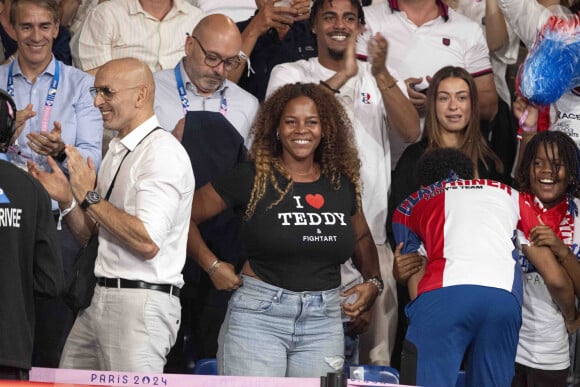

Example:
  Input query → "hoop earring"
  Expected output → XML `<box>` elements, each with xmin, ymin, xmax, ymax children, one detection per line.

<box><xmin>276</xmin><ymin>131</ymin><xmax>280</xmax><ymax>140</ymax></box>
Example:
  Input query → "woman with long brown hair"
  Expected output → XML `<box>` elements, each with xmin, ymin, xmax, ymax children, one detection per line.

<box><xmin>389</xmin><ymin>65</ymin><xmax>506</xmax><ymax>368</ymax></box>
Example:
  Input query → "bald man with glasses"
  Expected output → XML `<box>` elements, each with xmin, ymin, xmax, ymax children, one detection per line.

<box><xmin>154</xmin><ymin>13</ymin><xmax>259</xmax><ymax>142</ymax></box>
<box><xmin>30</xmin><ymin>57</ymin><xmax>195</xmax><ymax>372</ymax></box>
<box><xmin>153</xmin><ymin>14</ymin><xmax>259</xmax><ymax>367</ymax></box>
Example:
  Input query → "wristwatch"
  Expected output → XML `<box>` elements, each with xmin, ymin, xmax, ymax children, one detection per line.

<box><xmin>54</xmin><ymin>148</ymin><xmax>67</xmax><ymax>162</ymax></box>
<box><xmin>52</xmin><ymin>146</ymin><xmax>66</xmax><ymax>163</ymax></box>
<box><xmin>80</xmin><ymin>190</ymin><xmax>101</xmax><ymax>210</ymax></box>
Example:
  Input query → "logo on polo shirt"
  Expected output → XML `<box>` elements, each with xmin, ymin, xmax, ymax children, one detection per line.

<box><xmin>361</xmin><ymin>92</ymin><xmax>371</xmax><ymax>104</ymax></box>
<box><xmin>442</xmin><ymin>38</ymin><xmax>450</xmax><ymax>46</ymax></box>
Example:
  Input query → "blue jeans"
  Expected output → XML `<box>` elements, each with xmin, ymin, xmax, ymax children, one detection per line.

<box><xmin>217</xmin><ymin>275</ymin><xmax>344</xmax><ymax>377</ymax></box>
<box><xmin>343</xmin><ymin>322</ymin><xmax>360</xmax><ymax>365</ymax></box>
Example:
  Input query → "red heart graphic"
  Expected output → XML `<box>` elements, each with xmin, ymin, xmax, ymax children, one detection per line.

<box><xmin>305</xmin><ymin>194</ymin><xmax>324</xmax><ymax>209</ymax></box>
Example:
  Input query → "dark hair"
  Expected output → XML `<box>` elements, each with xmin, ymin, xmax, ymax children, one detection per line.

<box><xmin>310</xmin><ymin>0</ymin><xmax>366</xmax><ymax>26</ymax></box>
<box><xmin>416</xmin><ymin>148</ymin><xmax>475</xmax><ymax>187</ymax></box>
<box><xmin>0</xmin><ymin>89</ymin><xmax>17</xmax><ymax>153</ymax></box>
<box><xmin>246</xmin><ymin>82</ymin><xmax>362</xmax><ymax>218</ymax></box>
<box><xmin>516</xmin><ymin>131</ymin><xmax>580</xmax><ymax>198</ymax></box>
<box><xmin>424</xmin><ymin>66</ymin><xmax>503</xmax><ymax>176</ymax></box>
<box><xmin>10</xmin><ymin>0</ymin><xmax>59</xmax><ymax>26</ymax></box>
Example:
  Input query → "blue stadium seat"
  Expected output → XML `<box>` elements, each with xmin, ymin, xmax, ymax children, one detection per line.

<box><xmin>348</xmin><ymin>364</ymin><xmax>400</xmax><ymax>384</ymax></box>
<box><xmin>192</xmin><ymin>358</ymin><xmax>218</xmax><ymax>375</ymax></box>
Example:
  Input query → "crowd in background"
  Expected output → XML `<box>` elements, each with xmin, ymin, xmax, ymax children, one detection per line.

<box><xmin>0</xmin><ymin>0</ymin><xmax>579</xmax><ymax>386</ymax></box>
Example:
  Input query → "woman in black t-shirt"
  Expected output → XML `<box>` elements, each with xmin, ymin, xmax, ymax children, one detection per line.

<box><xmin>187</xmin><ymin>83</ymin><xmax>382</xmax><ymax>377</ymax></box>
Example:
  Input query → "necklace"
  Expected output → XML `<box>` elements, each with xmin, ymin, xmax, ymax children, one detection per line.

<box><xmin>280</xmin><ymin>159</ymin><xmax>319</xmax><ymax>176</ymax></box>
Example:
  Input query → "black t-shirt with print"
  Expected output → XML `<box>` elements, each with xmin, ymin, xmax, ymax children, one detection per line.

<box><xmin>212</xmin><ymin>162</ymin><xmax>357</xmax><ymax>291</ymax></box>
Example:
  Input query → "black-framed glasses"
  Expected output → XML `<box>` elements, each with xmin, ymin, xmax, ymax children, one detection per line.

<box><xmin>191</xmin><ymin>35</ymin><xmax>242</xmax><ymax>71</ymax></box>
<box><xmin>89</xmin><ymin>86</ymin><xmax>141</xmax><ymax>100</ymax></box>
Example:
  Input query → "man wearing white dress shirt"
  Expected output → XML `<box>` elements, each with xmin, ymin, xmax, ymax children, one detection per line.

<box><xmin>31</xmin><ymin>57</ymin><xmax>195</xmax><ymax>372</ymax></box>
<box><xmin>72</xmin><ymin>0</ymin><xmax>204</xmax><ymax>73</ymax></box>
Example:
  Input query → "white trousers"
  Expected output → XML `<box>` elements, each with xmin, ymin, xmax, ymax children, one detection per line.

<box><xmin>59</xmin><ymin>285</ymin><xmax>181</xmax><ymax>372</ymax></box>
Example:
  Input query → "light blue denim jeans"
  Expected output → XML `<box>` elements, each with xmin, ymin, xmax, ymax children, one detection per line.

<box><xmin>217</xmin><ymin>275</ymin><xmax>345</xmax><ymax>377</ymax></box>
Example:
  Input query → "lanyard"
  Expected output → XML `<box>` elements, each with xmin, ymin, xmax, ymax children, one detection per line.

<box><xmin>173</xmin><ymin>62</ymin><xmax>227</xmax><ymax>117</ymax></box>
<box><xmin>174</xmin><ymin>63</ymin><xmax>189</xmax><ymax>115</ymax></box>
<box><xmin>7</xmin><ymin>59</ymin><xmax>60</xmax><ymax>133</ymax></box>
<box><xmin>219</xmin><ymin>90</ymin><xmax>227</xmax><ymax>116</ymax></box>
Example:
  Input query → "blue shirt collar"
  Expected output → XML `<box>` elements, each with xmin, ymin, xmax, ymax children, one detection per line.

<box><xmin>12</xmin><ymin>55</ymin><xmax>57</xmax><ymax>79</ymax></box>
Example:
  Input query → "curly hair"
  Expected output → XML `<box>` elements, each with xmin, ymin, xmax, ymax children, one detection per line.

<box><xmin>424</xmin><ymin>66</ymin><xmax>503</xmax><ymax>176</ymax></box>
<box><xmin>516</xmin><ymin>131</ymin><xmax>580</xmax><ymax>198</ymax></box>
<box><xmin>245</xmin><ymin>83</ymin><xmax>362</xmax><ymax>219</ymax></box>
<box><xmin>416</xmin><ymin>148</ymin><xmax>475</xmax><ymax>187</ymax></box>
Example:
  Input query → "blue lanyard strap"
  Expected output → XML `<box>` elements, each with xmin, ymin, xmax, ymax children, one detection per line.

<box><xmin>219</xmin><ymin>89</ymin><xmax>227</xmax><ymax>116</ymax></box>
<box><xmin>174</xmin><ymin>62</ymin><xmax>189</xmax><ymax>116</ymax></box>
<box><xmin>7</xmin><ymin>59</ymin><xmax>60</xmax><ymax>133</ymax></box>
<box><xmin>174</xmin><ymin>61</ymin><xmax>227</xmax><ymax>117</ymax></box>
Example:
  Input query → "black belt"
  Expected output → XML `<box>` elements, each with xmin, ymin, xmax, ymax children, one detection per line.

<box><xmin>96</xmin><ymin>277</ymin><xmax>180</xmax><ymax>298</ymax></box>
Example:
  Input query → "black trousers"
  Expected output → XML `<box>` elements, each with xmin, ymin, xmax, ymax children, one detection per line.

<box><xmin>512</xmin><ymin>362</ymin><xmax>569</xmax><ymax>387</ymax></box>
<box><xmin>32</xmin><ymin>219</ymin><xmax>81</xmax><ymax>367</ymax></box>
<box><xmin>0</xmin><ymin>366</ymin><xmax>29</xmax><ymax>380</ymax></box>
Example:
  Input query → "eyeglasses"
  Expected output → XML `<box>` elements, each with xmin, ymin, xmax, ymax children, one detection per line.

<box><xmin>191</xmin><ymin>36</ymin><xmax>242</xmax><ymax>71</ymax></box>
<box><xmin>89</xmin><ymin>86</ymin><xmax>141</xmax><ymax>100</ymax></box>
